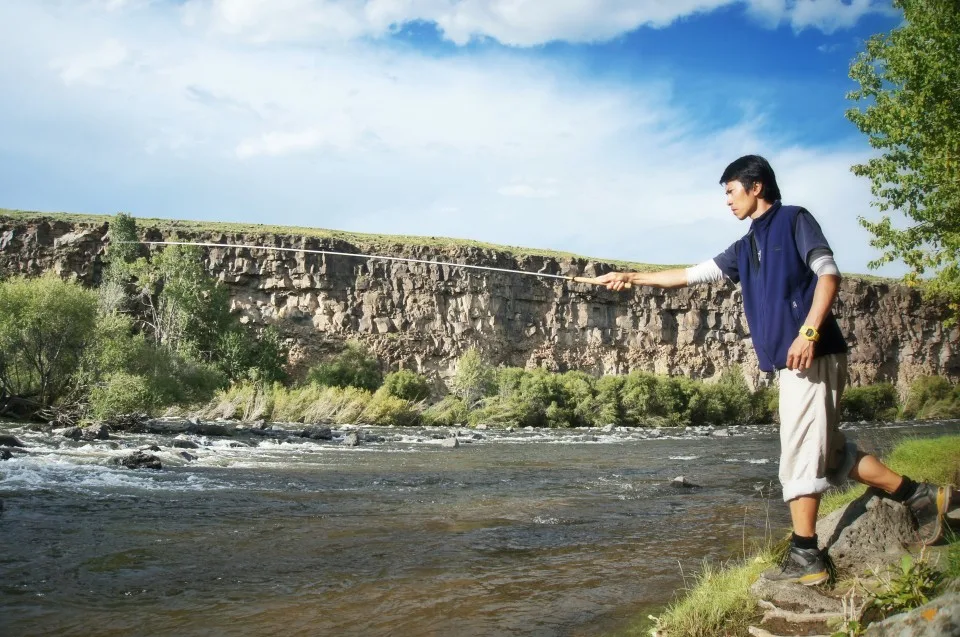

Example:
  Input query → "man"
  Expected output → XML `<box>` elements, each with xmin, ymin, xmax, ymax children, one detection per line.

<box><xmin>597</xmin><ymin>154</ymin><xmax>952</xmax><ymax>586</ymax></box>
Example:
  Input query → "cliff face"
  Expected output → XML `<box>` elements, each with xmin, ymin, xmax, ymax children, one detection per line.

<box><xmin>1</xmin><ymin>215</ymin><xmax>957</xmax><ymax>390</ymax></box>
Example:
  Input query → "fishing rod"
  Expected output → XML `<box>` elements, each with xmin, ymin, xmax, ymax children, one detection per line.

<box><xmin>118</xmin><ymin>240</ymin><xmax>632</xmax><ymax>289</ymax></box>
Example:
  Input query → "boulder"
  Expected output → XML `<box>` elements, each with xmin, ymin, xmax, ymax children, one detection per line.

<box><xmin>671</xmin><ymin>476</ymin><xmax>699</xmax><ymax>489</ymax></box>
<box><xmin>144</xmin><ymin>420</ymin><xmax>189</xmax><ymax>435</ymax></box>
<box><xmin>179</xmin><ymin>451</ymin><xmax>198</xmax><ymax>461</ymax></box>
<box><xmin>817</xmin><ymin>490</ymin><xmax>915</xmax><ymax>574</ymax></box>
<box><xmin>440</xmin><ymin>437</ymin><xmax>460</xmax><ymax>448</ymax></box>
<box><xmin>61</xmin><ymin>427</ymin><xmax>83</xmax><ymax>441</ymax></box>
<box><xmin>0</xmin><ymin>434</ymin><xmax>25</xmax><ymax>447</ymax></box>
<box><xmin>300</xmin><ymin>426</ymin><xmax>333</xmax><ymax>440</ymax></box>
<box><xmin>712</xmin><ymin>428</ymin><xmax>730</xmax><ymax>437</ymax></box>
<box><xmin>172</xmin><ymin>439</ymin><xmax>200</xmax><ymax>449</ymax></box>
<box><xmin>749</xmin><ymin>578</ymin><xmax>843</xmax><ymax>614</ymax></box>
<box><xmin>864</xmin><ymin>592</ymin><xmax>960</xmax><ymax>636</ymax></box>
<box><xmin>81</xmin><ymin>424</ymin><xmax>111</xmax><ymax>441</ymax></box>
<box><xmin>343</xmin><ymin>433</ymin><xmax>360</xmax><ymax>447</ymax></box>
<box><xmin>114</xmin><ymin>451</ymin><xmax>162</xmax><ymax>470</ymax></box>
<box><xmin>186</xmin><ymin>422</ymin><xmax>229</xmax><ymax>437</ymax></box>
<box><xmin>1</xmin><ymin>448</ymin><xmax>12</xmax><ymax>461</ymax></box>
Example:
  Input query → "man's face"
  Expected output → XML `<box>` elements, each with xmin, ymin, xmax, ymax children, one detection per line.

<box><xmin>724</xmin><ymin>179</ymin><xmax>761</xmax><ymax>220</ymax></box>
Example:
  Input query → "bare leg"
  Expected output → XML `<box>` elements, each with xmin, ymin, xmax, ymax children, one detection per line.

<box><xmin>847</xmin><ymin>452</ymin><xmax>903</xmax><ymax>494</ymax></box>
<box><xmin>789</xmin><ymin>494</ymin><xmax>820</xmax><ymax>537</ymax></box>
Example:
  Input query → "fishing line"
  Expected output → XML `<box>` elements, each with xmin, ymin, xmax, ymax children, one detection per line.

<box><xmin>118</xmin><ymin>240</ymin><xmax>631</xmax><ymax>288</ymax></box>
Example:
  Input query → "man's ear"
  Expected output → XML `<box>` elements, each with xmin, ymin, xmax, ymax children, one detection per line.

<box><xmin>750</xmin><ymin>181</ymin><xmax>763</xmax><ymax>196</ymax></box>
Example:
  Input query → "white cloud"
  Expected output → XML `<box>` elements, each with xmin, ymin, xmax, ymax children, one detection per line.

<box><xmin>180</xmin><ymin>0</ymin><xmax>892</xmax><ymax>45</ymax></box>
<box><xmin>53</xmin><ymin>38</ymin><xmax>128</xmax><ymax>85</ymax></box>
<box><xmin>790</xmin><ymin>0</ymin><xmax>881</xmax><ymax>33</ymax></box>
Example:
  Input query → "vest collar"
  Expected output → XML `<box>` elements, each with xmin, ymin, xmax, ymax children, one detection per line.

<box><xmin>749</xmin><ymin>200</ymin><xmax>782</xmax><ymax>231</ymax></box>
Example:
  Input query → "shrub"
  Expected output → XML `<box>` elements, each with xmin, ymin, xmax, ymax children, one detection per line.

<box><xmin>750</xmin><ymin>385</ymin><xmax>778</xmax><ymax>424</ymax></box>
<box><xmin>593</xmin><ymin>375</ymin><xmax>624</xmax><ymax>426</ymax></box>
<box><xmin>421</xmin><ymin>395</ymin><xmax>470</xmax><ymax>427</ymax></box>
<box><xmin>307</xmin><ymin>342</ymin><xmax>382</xmax><ymax>391</ymax></box>
<box><xmin>216</xmin><ymin>326</ymin><xmax>289</xmax><ymax>384</ymax></box>
<box><xmin>451</xmin><ymin>347</ymin><xmax>495</xmax><ymax>408</ymax></box>
<box><xmin>364</xmin><ymin>391</ymin><xmax>420</xmax><ymax>426</ymax></box>
<box><xmin>841</xmin><ymin>383</ymin><xmax>898</xmax><ymax>422</ymax></box>
<box><xmin>88</xmin><ymin>372</ymin><xmax>157</xmax><ymax>419</ymax></box>
<box><xmin>901</xmin><ymin>376</ymin><xmax>959</xmax><ymax>420</ymax></box>
<box><xmin>381</xmin><ymin>370</ymin><xmax>432</xmax><ymax>402</ymax></box>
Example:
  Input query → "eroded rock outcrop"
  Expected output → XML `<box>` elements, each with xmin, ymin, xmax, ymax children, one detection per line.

<box><xmin>2</xmin><ymin>213</ymin><xmax>957</xmax><ymax>389</ymax></box>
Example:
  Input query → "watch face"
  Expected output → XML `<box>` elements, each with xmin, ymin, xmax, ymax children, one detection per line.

<box><xmin>805</xmin><ymin>328</ymin><xmax>814</xmax><ymax>337</ymax></box>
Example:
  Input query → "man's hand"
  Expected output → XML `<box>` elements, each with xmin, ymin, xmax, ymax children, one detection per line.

<box><xmin>596</xmin><ymin>272</ymin><xmax>633</xmax><ymax>291</ymax></box>
<box><xmin>785</xmin><ymin>336</ymin><xmax>816</xmax><ymax>371</ymax></box>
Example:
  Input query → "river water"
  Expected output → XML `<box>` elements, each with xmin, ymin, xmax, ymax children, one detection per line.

<box><xmin>2</xmin><ymin>419</ymin><xmax>958</xmax><ymax>637</ymax></box>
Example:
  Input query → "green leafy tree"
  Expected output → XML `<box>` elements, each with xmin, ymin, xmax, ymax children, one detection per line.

<box><xmin>0</xmin><ymin>274</ymin><xmax>99</xmax><ymax>412</ymax></box>
<box><xmin>846</xmin><ymin>1</ymin><xmax>960</xmax><ymax>319</ymax></box>
<box><xmin>450</xmin><ymin>347</ymin><xmax>495</xmax><ymax>408</ymax></box>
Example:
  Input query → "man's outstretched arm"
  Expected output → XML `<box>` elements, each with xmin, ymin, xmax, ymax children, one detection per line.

<box><xmin>596</xmin><ymin>258</ymin><xmax>729</xmax><ymax>291</ymax></box>
<box><xmin>595</xmin><ymin>268</ymin><xmax>689</xmax><ymax>291</ymax></box>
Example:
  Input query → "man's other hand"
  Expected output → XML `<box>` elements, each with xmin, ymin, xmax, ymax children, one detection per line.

<box><xmin>786</xmin><ymin>336</ymin><xmax>816</xmax><ymax>371</ymax></box>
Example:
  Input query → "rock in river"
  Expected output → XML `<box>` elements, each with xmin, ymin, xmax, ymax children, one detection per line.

<box><xmin>300</xmin><ymin>426</ymin><xmax>333</xmax><ymax>440</ymax></box>
<box><xmin>114</xmin><ymin>451</ymin><xmax>162</xmax><ymax>470</ymax></box>
<box><xmin>0</xmin><ymin>434</ymin><xmax>26</xmax><ymax>447</ymax></box>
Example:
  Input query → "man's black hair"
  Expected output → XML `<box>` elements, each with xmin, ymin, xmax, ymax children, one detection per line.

<box><xmin>719</xmin><ymin>155</ymin><xmax>782</xmax><ymax>202</ymax></box>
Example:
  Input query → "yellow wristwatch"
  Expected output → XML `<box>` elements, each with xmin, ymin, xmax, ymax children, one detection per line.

<box><xmin>799</xmin><ymin>325</ymin><xmax>820</xmax><ymax>342</ymax></box>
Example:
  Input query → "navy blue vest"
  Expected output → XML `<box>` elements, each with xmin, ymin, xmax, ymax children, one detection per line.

<box><xmin>734</xmin><ymin>203</ymin><xmax>847</xmax><ymax>372</ymax></box>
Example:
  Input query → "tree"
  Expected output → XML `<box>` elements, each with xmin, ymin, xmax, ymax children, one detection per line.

<box><xmin>450</xmin><ymin>347</ymin><xmax>494</xmax><ymax>408</ymax></box>
<box><xmin>0</xmin><ymin>274</ymin><xmax>99</xmax><ymax>412</ymax></box>
<box><xmin>846</xmin><ymin>1</ymin><xmax>960</xmax><ymax>319</ymax></box>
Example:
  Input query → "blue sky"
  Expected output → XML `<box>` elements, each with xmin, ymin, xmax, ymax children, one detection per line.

<box><xmin>0</xmin><ymin>1</ymin><xmax>905</xmax><ymax>274</ymax></box>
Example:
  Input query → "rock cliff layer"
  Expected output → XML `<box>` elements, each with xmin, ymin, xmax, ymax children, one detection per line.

<box><xmin>1</xmin><ymin>214</ymin><xmax>957</xmax><ymax>389</ymax></box>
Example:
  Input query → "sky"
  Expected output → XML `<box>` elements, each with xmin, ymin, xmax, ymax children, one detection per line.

<box><xmin>0</xmin><ymin>1</ymin><xmax>906</xmax><ymax>274</ymax></box>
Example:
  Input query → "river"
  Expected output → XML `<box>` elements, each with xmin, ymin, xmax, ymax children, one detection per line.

<box><xmin>2</xmin><ymin>419</ymin><xmax>958</xmax><ymax>637</ymax></box>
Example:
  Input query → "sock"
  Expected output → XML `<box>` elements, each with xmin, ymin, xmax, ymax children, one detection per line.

<box><xmin>889</xmin><ymin>476</ymin><xmax>919</xmax><ymax>502</ymax></box>
<box><xmin>792</xmin><ymin>533</ymin><xmax>818</xmax><ymax>551</ymax></box>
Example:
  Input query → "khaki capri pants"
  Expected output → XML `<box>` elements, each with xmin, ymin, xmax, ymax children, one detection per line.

<box><xmin>777</xmin><ymin>353</ymin><xmax>858</xmax><ymax>502</ymax></box>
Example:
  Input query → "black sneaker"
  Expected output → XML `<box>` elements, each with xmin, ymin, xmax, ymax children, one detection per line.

<box><xmin>761</xmin><ymin>545</ymin><xmax>829</xmax><ymax>586</ymax></box>
<box><xmin>905</xmin><ymin>483</ymin><xmax>952</xmax><ymax>546</ymax></box>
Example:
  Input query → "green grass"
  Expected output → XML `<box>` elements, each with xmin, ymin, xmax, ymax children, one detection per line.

<box><xmin>644</xmin><ymin>552</ymin><xmax>775</xmax><ymax>637</ymax></box>
<box><xmin>630</xmin><ymin>435</ymin><xmax>960</xmax><ymax>637</ymax></box>
<box><xmin>0</xmin><ymin>207</ymin><xmax>898</xmax><ymax>280</ymax></box>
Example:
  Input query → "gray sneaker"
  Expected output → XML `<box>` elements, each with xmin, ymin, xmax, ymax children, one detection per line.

<box><xmin>762</xmin><ymin>545</ymin><xmax>829</xmax><ymax>586</ymax></box>
<box><xmin>904</xmin><ymin>483</ymin><xmax>952</xmax><ymax>546</ymax></box>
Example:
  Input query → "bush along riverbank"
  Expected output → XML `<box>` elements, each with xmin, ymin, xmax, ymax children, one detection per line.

<box><xmin>638</xmin><ymin>435</ymin><xmax>960</xmax><ymax>637</ymax></box>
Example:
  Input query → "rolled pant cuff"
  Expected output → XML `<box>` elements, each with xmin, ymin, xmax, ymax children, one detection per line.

<box><xmin>782</xmin><ymin>477</ymin><xmax>831</xmax><ymax>502</ymax></box>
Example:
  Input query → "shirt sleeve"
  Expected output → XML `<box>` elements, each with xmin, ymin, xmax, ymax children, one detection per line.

<box><xmin>794</xmin><ymin>209</ymin><xmax>833</xmax><ymax>265</ymax></box>
<box><xmin>808</xmin><ymin>247</ymin><xmax>840</xmax><ymax>278</ymax></box>
<box><xmin>685</xmin><ymin>259</ymin><xmax>725</xmax><ymax>285</ymax></box>
<box><xmin>712</xmin><ymin>241</ymin><xmax>740</xmax><ymax>284</ymax></box>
